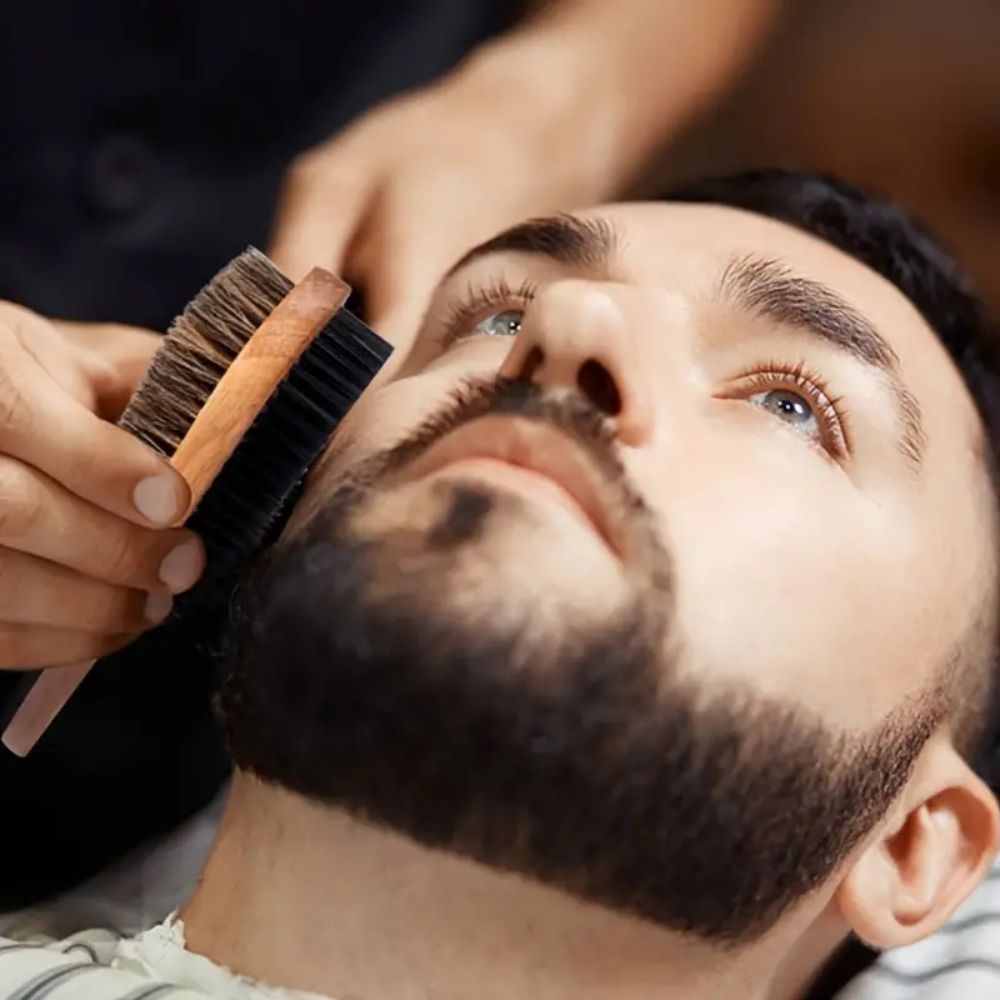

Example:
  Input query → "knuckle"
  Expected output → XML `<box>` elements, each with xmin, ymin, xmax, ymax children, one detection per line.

<box><xmin>285</xmin><ymin>151</ymin><xmax>326</xmax><ymax>191</ymax></box>
<box><xmin>0</xmin><ymin>304</ymin><xmax>36</xmax><ymax>345</ymax></box>
<box><xmin>78</xmin><ymin>585</ymin><xmax>137</xmax><ymax>634</ymax></box>
<box><xmin>100</xmin><ymin>528</ymin><xmax>146</xmax><ymax>585</ymax></box>
<box><xmin>286</xmin><ymin>148</ymin><xmax>357</xmax><ymax>202</ymax></box>
<box><xmin>0</xmin><ymin>460</ymin><xmax>37</xmax><ymax>541</ymax></box>
<box><xmin>0</xmin><ymin>362</ymin><xmax>29</xmax><ymax>442</ymax></box>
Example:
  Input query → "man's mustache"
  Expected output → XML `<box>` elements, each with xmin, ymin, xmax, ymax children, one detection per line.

<box><xmin>319</xmin><ymin>378</ymin><xmax>671</xmax><ymax>597</ymax></box>
<box><xmin>373</xmin><ymin>378</ymin><xmax>636</xmax><ymax>505</ymax></box>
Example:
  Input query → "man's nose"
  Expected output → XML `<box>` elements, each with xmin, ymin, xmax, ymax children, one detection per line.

<box><xmin>498</xmin><ymin>280</ymin><xmax>656</xmax><ymax>445</ymax></box>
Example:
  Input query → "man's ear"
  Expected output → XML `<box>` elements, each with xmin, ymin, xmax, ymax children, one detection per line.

<box><xmin>836</xmin><ymin>730</ymin><xmax>1000</xmax><ymax>949</ymax></box>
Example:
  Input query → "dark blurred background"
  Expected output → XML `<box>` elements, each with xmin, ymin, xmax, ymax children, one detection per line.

<box><xmin>654</xmin><ymin>0</ymin><xmax>999</xmax><ymax>314</ymax></box>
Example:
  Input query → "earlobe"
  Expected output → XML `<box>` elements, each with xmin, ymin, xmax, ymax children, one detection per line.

<box><xmin>836</xmin><ymin>735</ymin><xmax>1000</xmax><ymax>949</ymax></box>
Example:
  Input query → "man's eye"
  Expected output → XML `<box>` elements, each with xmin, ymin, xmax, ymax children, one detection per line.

<box><xmin>749</xmin><ymin>388</ymin><xmax>819</xmax><ymax>441</ymax></box>
<box><xmin>731</xmin><ymin>365</ymin><xmax>849</xmax><ymax>460</ymax></box>
<box><xmin>435</xmin><ymin>278</ymin><xmax>536</xmax><ymax>352</ymax></box>
<box><xmin>471</xmin><ymin>309</ymin><xmax>524</xmax><ymax>338</ymax></box>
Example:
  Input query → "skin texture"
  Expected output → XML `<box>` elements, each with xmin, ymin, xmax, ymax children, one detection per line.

<box><xmin>184</xmin><ymin>202</ymin><xmax>1000</xmax><ymax>1000</ymax></box>
<box><xmin>0</xmin><ymin>306</ymin><xmax>201</xmax><ymax>668</ymax></box>
<box><xmin>302</xmin><ymin>202</ymin><xmax>991</xmax><ymax>730</ymax></box>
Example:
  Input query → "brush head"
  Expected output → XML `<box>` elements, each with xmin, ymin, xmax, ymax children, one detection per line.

<box><xmin>121</xmin><ymin>247</ymin><xmax>295</xmax><ymax>457</ymax></box>
<box><xmin>124</xmin><ymin>246</ymin><xmax>392</xmax><ymax>595</ymax></box>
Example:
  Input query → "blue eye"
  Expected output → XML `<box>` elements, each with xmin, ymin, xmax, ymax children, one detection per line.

<box><xmin>471</xmin><ymin>309</ymin><xmax>523</xmax><ymax>338</ymax></box>
<box><xmin>749</xmin><ymin>388</ymin><xmax>820</xmax><ymax>441</ymax></box>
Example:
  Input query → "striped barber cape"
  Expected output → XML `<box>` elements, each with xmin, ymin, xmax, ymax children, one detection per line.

<box><xmin>0</xmin><ymin>916</ymin><xmax>329</xmax><ymax>1000</ymax></box>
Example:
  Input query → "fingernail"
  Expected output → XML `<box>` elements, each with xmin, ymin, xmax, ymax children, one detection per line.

<box><xmin>134</xmin><ymin>474</ymin><xmax>181</xmax><ymax>525</ymax></box>
<box><xmin>159</xmin><ymin>538</ymin><xmax>205</xmax><ymax>593</ymax></box>
<box><xmin>144</xmin><ymin>591</ymin><xmax>174</xmax><ymax>625</ymax></box>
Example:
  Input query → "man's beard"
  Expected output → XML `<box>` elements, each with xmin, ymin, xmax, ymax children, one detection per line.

<box><xmin>217</xmin><ymin>380</ymin><xmax>940</xmax><ymax>945</ymax></box>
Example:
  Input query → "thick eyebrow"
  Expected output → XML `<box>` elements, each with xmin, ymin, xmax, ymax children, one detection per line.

<box><xmin>719</xmin><ymin>254</ymin><xmax>927</xmax><ymax>466</ymax></box>
<box><xmin>445</xmin><ymin>213</ymin><xmax>618</xmax><ymax>277</ymax></box>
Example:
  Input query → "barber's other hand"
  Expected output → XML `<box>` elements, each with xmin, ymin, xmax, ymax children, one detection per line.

<box><xmin>269</xmin><ymin>36</ymin><xmax>624</xmax><ymax>353</ymax></box>
<box><xmin>0</xmin><ymin>303</ymin><xmax>203</xmax><ymax>669</ymax></box>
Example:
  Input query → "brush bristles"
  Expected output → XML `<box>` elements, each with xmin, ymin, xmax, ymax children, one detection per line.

<box><xmin>117</xmin><ymin>243</ymin><xmax>392</xmax><ymax>590</ymax></box>
<box><xmin>120</xmin><ymin>247</ymin><xmax>293</xmax><ymax>456</ymax></box>
<box><xmin>187</xmin><ymin>307</ymin><xmax>391</xmax><ymax>583</ymax></box>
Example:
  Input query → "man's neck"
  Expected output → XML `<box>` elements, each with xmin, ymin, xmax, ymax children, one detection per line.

<box><xmin>181</xmin><ymin>776</ymin><xmax>834</xmax><ymax>1000</ymax></box>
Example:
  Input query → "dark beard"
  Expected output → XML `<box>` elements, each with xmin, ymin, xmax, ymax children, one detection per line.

<box><xmin>216</xmin><ymin>381</ymin><xmax>940</xmax><ymax>945</ymax></box>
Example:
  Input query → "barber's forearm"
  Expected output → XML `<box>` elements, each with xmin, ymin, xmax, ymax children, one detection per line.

<box><xmin>455</xmin><ymin>0</ymin><xmax>783</xmax><ymax>195</ymax></box>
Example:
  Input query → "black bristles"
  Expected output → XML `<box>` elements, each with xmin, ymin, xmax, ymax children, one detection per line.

<box><xmin>186</xmin><ymin>306</ymin><xmax>390</xmax><ymax>586</ymax></box>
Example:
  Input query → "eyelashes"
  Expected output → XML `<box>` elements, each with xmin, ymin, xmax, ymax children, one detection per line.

<box><xmin>434</xmin><ymin>275</ymin><xmax>852</xmax><ymax>461</ymax></box>
<box><xmin>724</xmin><ymin>360</ymin><xmax>851</xmax><ymax>460</ymax></box>
<box><xmin>437</xmin><ymin>276</ymin><xmax>537</xmax><ymax>351</ymax></box>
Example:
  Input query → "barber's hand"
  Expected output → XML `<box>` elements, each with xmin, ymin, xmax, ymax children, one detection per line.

<box><xmin>269</xmin><ymin>38</ymin><xmax>623</xmax><ymax>354</ymax></box>
<box><xmin>0</xmin><ymin>303</ymin><xmax>203</xmax><ymax>669</ymax></box>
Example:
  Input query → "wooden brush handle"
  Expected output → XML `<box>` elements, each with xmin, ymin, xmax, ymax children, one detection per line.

<box><xmin>173</xmin><ymin>267</ymin><xmax>349</xmax><ymax>507</ymax></box>
<box><xmin>1</xmin><ymin>267</ymin><xmax>349</xmax><ymax>758</ymax></box>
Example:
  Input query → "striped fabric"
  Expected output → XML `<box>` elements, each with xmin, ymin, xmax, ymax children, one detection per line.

<box><xmin>0</xmin><ymin>916</ymin><xmax>330</xmax><ymax>999</ymax></box>
<box><xmin>0</xmin><ymin>933</ymin><xmax>206</xmax><ymax>999</ymax></box>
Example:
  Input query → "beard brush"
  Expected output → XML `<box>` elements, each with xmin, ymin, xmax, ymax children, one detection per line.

<box><xmin>0</xmin><ymin>248</ymin><xmax>391</xmax><ymax>757</ymax></box>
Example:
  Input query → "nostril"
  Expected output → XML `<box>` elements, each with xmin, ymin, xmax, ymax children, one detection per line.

<box><xmin>517</xmin><ymin>346</ymin><xmax>544</xmax><ymax>383</ymax></box>
<box><xmin>577</xmin><ymin>358</ymin><xmax>621</xmax><ymax>416</ymax></box>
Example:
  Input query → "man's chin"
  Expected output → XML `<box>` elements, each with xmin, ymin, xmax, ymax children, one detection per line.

<box><xmin>423</xmin><ymin>460</ymin><xmax>617</xmax><ymax>554</ymax></box>
<box><xmin>346</xmin><ymin>474</ymin><xmax>623</xmax><ymax>604</ymax></box>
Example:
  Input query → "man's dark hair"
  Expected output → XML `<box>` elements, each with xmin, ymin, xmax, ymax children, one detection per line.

<box><xmin>667</xmin><ymin>169</ymin><xmax>1000</xmax><ymax>789</ymax></box>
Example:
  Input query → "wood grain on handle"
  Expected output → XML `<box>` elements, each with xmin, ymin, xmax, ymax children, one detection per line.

<box><xmin>174</xmin><ymin>267</ymin><xmax>349</xmax><ymax>507</ymax></box>
<box><xmin>1</xmin><ymin>266</ymin><xmax>349</xmax><ymax>757</ymax></box>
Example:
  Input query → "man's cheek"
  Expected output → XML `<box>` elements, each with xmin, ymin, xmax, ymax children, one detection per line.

<box><xmin>325</xmin><ymin>341</ymin><xmax>508</xmax><ymax>465</ymax></box>
<box><xmin>291</xmin><ymin>369</ymin><xmax>470</xmax><ymax>520</ymax></box>
<box><xmin>671</xmin><ymin>483</ymin><xmax>917</xmax><ymax>727</ymax></box>
<box><xmin>341</xmin><ymin>371</ymin><xmax>466</xmax><ymax>457</ymax></box>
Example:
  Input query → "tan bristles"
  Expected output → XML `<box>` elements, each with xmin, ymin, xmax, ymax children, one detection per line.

<box><xmin>120</xmin><ymin>247</ymin><xmax>293</xmax><ymax>457</ymax></box>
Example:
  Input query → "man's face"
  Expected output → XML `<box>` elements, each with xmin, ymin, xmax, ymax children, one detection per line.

<box><xmin>303</xmin><ymin>202</ymin><xmax>989</xmax><ymax>727</ymax></box>
<box><xmin>222</xmin><ymin>202</ymin><xmax>994</xmax><ymax>942</ymax></box>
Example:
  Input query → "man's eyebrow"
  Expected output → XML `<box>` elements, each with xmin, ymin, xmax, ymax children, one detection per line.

<box><xmin>445</xmin><ymin>213</ymin><xmax>619</xmax><ymax>277</ymax></box>
<box><xmin>719</xmin><ymin>254</ymin><xmax>927</xmax><ymax>466</ymax></box>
